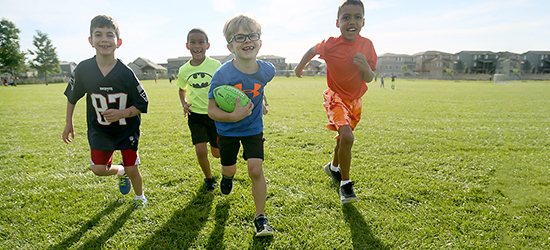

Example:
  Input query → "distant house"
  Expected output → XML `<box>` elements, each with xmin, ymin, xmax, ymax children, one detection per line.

<box><xmin>376</xmin><ymin>53</ymin><xmax>416</xmax><ymax>77</ymax></box>
<box><xmin>413</xmin><ymin>51</ymin><xmax>455</xmax><ymax>77</ymax></box>
<box><xmin>59</xmin><ymin>61</ymin><xmax>77</xmax><ymax>77</ymax></box>
<box><xmin>521</xmin><ymin>51</ymin><xmax>550</xmax><ymax>74</ymax></box>
<box><xmin>128</xmin><ymin>57</ymin><xmax>167</xmax><ymax>78</ymax></box>
<box><xmin>303</xmin><ymin>59</ymin><xmax>323</xmax><ymax>76</ymax></box>
<box><xmin>163</xmin><ymin>54</ymin><xmax>235</xmax><ymax>76</ymax></box>
<box><xmin>257</xmin><ymin>55</ymin><xmax>287</xmax><ymax>76</ymax></box>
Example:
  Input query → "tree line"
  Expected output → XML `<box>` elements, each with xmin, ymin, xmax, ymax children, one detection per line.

<box><xmin>1</xmin><ymin>18</ymin><xmax>61</xmax><ymax>85</ymax></box>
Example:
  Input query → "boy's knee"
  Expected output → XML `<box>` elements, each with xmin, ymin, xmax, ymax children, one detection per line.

<box><xmin>90</xmin><ymin>165</ymin><xmax>109</xmax><ymax>176</ymax></box>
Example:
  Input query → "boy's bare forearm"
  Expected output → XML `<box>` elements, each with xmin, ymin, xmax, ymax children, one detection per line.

<box><xmin>294</xmin><ymin>46</ymin><xmax>317</xmax><ymax>77</ymax></box>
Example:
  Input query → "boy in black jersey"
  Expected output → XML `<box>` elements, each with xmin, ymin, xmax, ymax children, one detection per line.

<box><xmin>62</xmin><ymin>15</ymin><xmax>149</xmax><ymax>209</ymax></box>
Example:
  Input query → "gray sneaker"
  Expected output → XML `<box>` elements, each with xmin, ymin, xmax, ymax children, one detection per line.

<box><xmin>324</xmin><ymin>162</ymin><xmax>342</xmax><ymax>182</ymax></box>
<box><xmin>340</xmin><ymin>182</ymin><xmax>358</xmax><ymax>204</ymax></box>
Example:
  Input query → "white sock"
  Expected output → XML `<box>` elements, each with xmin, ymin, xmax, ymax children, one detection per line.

<box><xmin>116</xmin><ymin>165</ymin><xmax>125</xmax><ymax>176</ymax></box>
<box><xmin>135</xmin><ymin>194</ymin><xmax>146</xmax><ymax>200</ymax></box>
<box><xmin>330</xmin><ymin>162</ymin><xmax>340</xmax><ymax>172</ymax></box>
<box><xmin>340</xmin><ymin>180</ymin><xmax>352</xmax><ymax>187</ymax></box>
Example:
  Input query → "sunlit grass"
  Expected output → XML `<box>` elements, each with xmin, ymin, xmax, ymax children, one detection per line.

<box><xmin>0</xmin><ymin>77</ymin><xmax>549</xmax><ymax>249</ymax></box>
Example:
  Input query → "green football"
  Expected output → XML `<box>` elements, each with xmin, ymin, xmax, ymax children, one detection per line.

<box><xmin>213</xmin><ymin>85</ymin><xmax>250</xmax><ymax>112</ymax></box>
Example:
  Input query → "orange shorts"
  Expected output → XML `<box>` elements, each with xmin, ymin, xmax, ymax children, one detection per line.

<box><xmin>323</xmin><ymin>89</ymin><xmax>362</xmax><ymax>137</ymax></box>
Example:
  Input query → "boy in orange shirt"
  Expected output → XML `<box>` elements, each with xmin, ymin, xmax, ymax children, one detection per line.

<box><xmin>295</xmin><ymin>0</ymin><xmax>376</xmax><ymax>204</ymax></box>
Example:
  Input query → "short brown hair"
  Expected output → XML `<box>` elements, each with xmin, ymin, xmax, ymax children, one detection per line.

<box><xmin>223</xmin><ymin>14</ymin><xmax>261</xmax><ymax>44</ymax></box>
<box><xmin>338</xmin><ymin>0</ymin><xmax>365</xmax><ymax>17</ymax></box>
<box><xmin>90</xmin><ymin>15</ymin><xmax>120</xmax><ymax>39</ymax></box>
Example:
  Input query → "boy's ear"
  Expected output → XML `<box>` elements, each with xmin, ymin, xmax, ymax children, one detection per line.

<box><xmin>226</xmin><ymin>43</ymin><xmax>234</xmax><ymax>53</ymax></box>
<box><xmin>336</xmin><ymin>19</ymin><xmax>340</xmax><ymax>28</ymax></box>
<box><xmin>206</xmin><ymin>42</ymin><xmax>210</xmax><ymax>50</ymax></box>
<box><xmin>88</xmin><ymin>37</ymin><xmax>93</xmax><ymax>47</ymax></box>
<box><xmin>186</xmin><ymin>43</ymin><xmax>189</xmax><ymax>50</ymax></box>
<box><xmin>117</xmin><ymin>39</ymin><xmax>122</xmax><ymax>48</ymax></box>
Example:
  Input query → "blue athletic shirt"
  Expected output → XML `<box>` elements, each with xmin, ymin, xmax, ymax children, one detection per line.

<box><xmin>208</xmin><ymin>60</ymin><xmax>275</xmax><ymax>137</ymax></box>
<box><xmin>64</xmin><ymin>56</ymin><xmax>148</xmax><ymax>151</ymax></box>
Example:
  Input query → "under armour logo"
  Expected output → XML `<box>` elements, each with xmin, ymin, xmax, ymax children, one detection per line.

<box><xmin>235</xmin><ymin>83</ymin><xmax>261</xmax><ymax>98</ymax></box>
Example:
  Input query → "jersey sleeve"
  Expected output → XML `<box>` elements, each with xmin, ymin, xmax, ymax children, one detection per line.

<box><xmin>364</xmin><ymin>39</ymin><xmax>378</xmax><ymax>70</ymax></box>
<box><xmin>177</xmin><ymin>65</ymin><xmax>188</xmax><ymax>90</ymax></box>
<box><xmin>64</xmin><ymin>66</ymin><xmax>86</xmax><ymax>104</ymax></box>
<box><xmin>127</xmin><ymin>71</ymin><xmax>149</xmax><ymax>113</ymax></box>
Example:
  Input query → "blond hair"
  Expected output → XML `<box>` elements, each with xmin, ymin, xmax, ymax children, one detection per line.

<box><xmin>223</xmin><ymin>14</ymin><xmax>262</xmax><ymax>43</ymax></box>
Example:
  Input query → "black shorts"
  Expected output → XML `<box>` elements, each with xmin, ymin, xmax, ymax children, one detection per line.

<box><xmin>218</xmin><ymin>132</ymin><xmax>264</xmax><ymax>166</ymax></box>
<box><xmin>188</xmin><ymin>112</ymin><xmax>218</xmax><ymax>147</ymax></box>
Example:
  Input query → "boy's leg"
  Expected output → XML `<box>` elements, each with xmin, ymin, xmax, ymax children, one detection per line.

<box><xmin>336</xmin><ymin>125</ymin><xmax>354</xmax><ymax>181</ymax></box>
<box><xmin>211</xmin><ymin>146</ymin><xmax>220</xmax><ymax>158</ymax></box>
<box><xmin>124</xmin><ymin>165</ymin><xmax>143</xmax><ymax>196</ymax></box>
<box><xmin>90</xmin><ymin>150</ymin><xmax>120</xmax><ymax>176</ymax></box>
<box><xmin>195</xmin><ymin>142</ymin><xmax>213</xmax><ymax>179</ymax></box>
<box><xmin>247</xmin><ymin>158</ymin><xmax>266</xmax><ymax>217</ymax></box>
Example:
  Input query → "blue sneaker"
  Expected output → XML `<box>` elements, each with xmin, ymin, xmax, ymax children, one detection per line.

<box><xmin>220</xmin><ymin>175</ymin><xmax>233</xmax><ymax>195</ymax></box>
<box><xmin>135</xmin><ymin>197</ymin><xmax>148</xmax><ymax>209</ymax></box>
<box><xmin>118</xmin><ymin>174</ymin><xmax>131</xmax><ymax>195</ymax></box>
<box><xmin>204</xmin><ymin>177</ymin><xmax>216</xmax><ymax>192</ymax></box>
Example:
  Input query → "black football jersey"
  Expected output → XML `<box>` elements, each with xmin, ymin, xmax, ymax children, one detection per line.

<box><xmin>64</xmin><ymin>56</ymin><xmax>148</xmax><ymax>150</ymax></box>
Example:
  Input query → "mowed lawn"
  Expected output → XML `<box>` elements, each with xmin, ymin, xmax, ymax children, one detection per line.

<box><xmin>0</xmin><ymin>77</ymin><xmax>549</xmax><ymax>249</ymax></box>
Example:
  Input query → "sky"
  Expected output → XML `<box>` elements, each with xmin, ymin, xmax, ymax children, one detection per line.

<box><xmin>1</xmin><ymin>0</ymin><xmax>549</xmax><ymax>65</ymax></box>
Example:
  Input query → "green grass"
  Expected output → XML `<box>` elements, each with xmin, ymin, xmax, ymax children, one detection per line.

<box><xmin>1</xmin><ymin>78</ymin><xmax>549</xmax><ymax>249</ymax></box>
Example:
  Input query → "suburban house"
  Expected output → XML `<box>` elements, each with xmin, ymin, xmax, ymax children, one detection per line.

<box><xmin>257</xmin><ymin>55</ymin><xmax>287</xmax><ymax>76</ymax></box>
<box><xmin>413</xmin><ymin>51</ymin><xmax>455</xmax><ymax>77</ymax></box>
<box><xmin>161</xmin><ymin>54</ymin><xmax>236</xmax><ymax>76</ymax></box>
<box><xmin>59</xmin><ymin>61</ymin><xmax>77</xmax><ymax>77</ymax></box>
<box><xmin>376</xmin><ymin>53</ymin><xmax>416</xmax><ymax>77</ymax></box>
<box><xmin>128</xmin><ymin>57</ymin><xmax>167</xmax><ymax>78</ymax></box>
<box><xmin>521</xmin><ymin>51</ymin><xmax>550</xmax><ymax>74</ymax></box>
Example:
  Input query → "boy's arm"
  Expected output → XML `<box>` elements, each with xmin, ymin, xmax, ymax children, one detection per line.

<box><xmin>294</xmin><ymin>46</ymin><xmax>317</xmax><ymax>78</ymax></box>
<box><xmin>101</xmin><ymin>106</ymin><xmax>141</xmax><ymax>123</ymax></box>
<box><xmin>353</xmin><ymin>53</ymin><xmax>375</xmax><ymax>83</ymax></box>
<box><xmin>179</xmin><ymin>88</ymin><xmax>192</xmax><ymax>117</ymax></box>
<box><xmin>63</xmin><ymin>101</ymin><xmax>76</xmax><ymax>144</ymax></box>
<box><xmin>207</xmin><ymin>98</ymin><xmax>253</xmax><ymax>123</ymax></box>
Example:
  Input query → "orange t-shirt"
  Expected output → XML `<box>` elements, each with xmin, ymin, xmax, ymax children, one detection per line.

<box><xmin>316</xmin><ymin>35</ymin><xmax>377</xmax><ymax>100</ymax></box>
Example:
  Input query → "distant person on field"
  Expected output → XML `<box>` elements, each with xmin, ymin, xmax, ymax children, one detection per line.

<box><xmin>295</xmin><ymin>0</ymin><xmax>376</xmax><ymax>204</ymax></box>
<box><xmin>380</xmin><ymin>74</ymin><xmax>384</xmax><ymax>89</ymax></box>
<box><xmin>391</xmin><ymin>73</ymin><xmax>396</xmax><ymax>90</ymax></box>
<box><xmin>62</xmin><ymin>15</ymin><xmax>149</xmax><ymax>209</ymax></box>
<box><xmin>177</xmin><ymin>28</ymin><xmax>221</xmax><ymax>192</ymax></box>
<box><xmin>208</xmin><ymin>14</ymin><xmax>275</xmax><ymax>237</ymax></box>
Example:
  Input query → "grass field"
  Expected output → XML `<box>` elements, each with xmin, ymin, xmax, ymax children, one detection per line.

<box><xmin>1</xmin><ymin>77</ymin><xmax>549</xmax><ymax>249</ymax></box>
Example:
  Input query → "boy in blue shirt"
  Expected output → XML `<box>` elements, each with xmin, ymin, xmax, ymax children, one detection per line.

<box><xmin>208</xmin><ymin>14</ymin><xmax>275</xmax><ymax>237</ymax></box>
<box><xmin>62</xmin><ymin>15</ymin><xmax>149</xmax><ymax>209</ymax></box>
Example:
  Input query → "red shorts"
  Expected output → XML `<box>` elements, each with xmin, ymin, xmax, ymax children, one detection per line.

<box><xmin>323</xmin><ymin>89</ymin><xmax>362</xmax><ymax>137</ymax></box>
<box><xmin>90</xmin><ymin>149</ymin><xmax>140</xmax><ymax>167</ymax></box>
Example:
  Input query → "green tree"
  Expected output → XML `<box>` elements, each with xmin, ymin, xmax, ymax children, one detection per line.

<box><xmin>0</xmin><ymin>19</ymin><xmax>26</xmax><ymax>77</ymax></box>
<box><xmin>401</xmin><ymin>65</ymin><xmax>408</xmax><ymax>76</ymax></box>
<box><xmin>286</xmin><ymin>63</ymin><xmax>292</xmax><ymax>77</ymax></box>
<box><xmin>28</xmin><ymin>30</ymin><xmax>60</xmax><ymax>85</ymax></box>
<box><xmin>464</xmin><ymin>65</ymin><xmax>468</xmax><ymax>74</ymax></box>
<box><xmin>445</xmin><ymin>68</ymin><xmax>455</xmax><ymax>79</ymax></box>
<box><xmin>531</xmin><ymin>66</ymin><xmax>535</xmax><ymax>74</ymax></box>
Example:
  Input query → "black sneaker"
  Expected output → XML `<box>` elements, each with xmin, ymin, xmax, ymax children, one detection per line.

<box><xmin>340</xmin><ymin>182</ymin><xmax>358</xmax><ymax>204</ymax></box>
<box><xmin>220</xmin><ymin>175</ymin><xmax>233</xmax><ymax>195</ymax></box>
<box><xmin>254</xmin><ymin>214</ymin><xmax>274</xmax><ymax>237</ymax></box>
<box><xmin>324</xmin><ymin>162</ymin><xmax>342</xmax><ymax>182</ymax></box>
<box><xmin>204</xmin><ymin>177</ymin><xmax>216</xmax><ymax>192</ymax></box>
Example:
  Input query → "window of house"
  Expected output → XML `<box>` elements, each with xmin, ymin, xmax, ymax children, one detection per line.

<box><xmin>485</xmin><ymin>55</ymin><xmax>489</xmax><ymax>59</ymax></box>
<box><xmin>523</xmin><ymin>55</ymin><xmax>527</xmax><ymax>60</ymax></box>
<box><xmin>435</xmin><ymin>62</ymin><xmax>442</xmax><ymax>67</ymax></box>
<box><xmin>457</xmin><ymin>55</ymin><xmax>460</xmax><ymax>60</ymax></box>
<box><xmin>396</xmin><ymin>57</ymin><xmax>402</xmax><ymax>62</ymax></box>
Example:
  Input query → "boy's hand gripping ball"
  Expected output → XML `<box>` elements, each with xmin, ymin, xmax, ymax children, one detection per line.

<box><xmin>213</xmin><ymin>85</ymin><xmax>250</xmax><ymax>112</ymax></box>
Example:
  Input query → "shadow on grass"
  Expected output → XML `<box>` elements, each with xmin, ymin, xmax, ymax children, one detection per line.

<box><xmin>77</xmin><ymin>204</ymin><xmax>135</xmax><ymax>250</ymax></box>
<box><xmin>205</xmin><ymin>200</ymin><xmax>230</xmax><ymax>249</ymax></box>
<box><xmin>48</xmin><ymin>199</ymin><xmax>124</xmax><ymax>250</ymax></box>
<box><xmin>250</xmin><ymin>235</ymin><xmax>273</xmax><ymax>249</ymax></box>
<box><xmin>342</xmin><ymin>203</ymin><xmax>386</xmax><ymax>250</ymax></box>
<box><xmin>138</xmin><ymin>186</ymin><xmax>214</xmax><ymax>249</ymax></box>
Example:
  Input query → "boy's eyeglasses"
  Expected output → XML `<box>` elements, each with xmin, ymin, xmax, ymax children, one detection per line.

<box><xmin>229</xmin><ymin>33</ymin><xmax>260</xmax><ymax>43</ymax></box>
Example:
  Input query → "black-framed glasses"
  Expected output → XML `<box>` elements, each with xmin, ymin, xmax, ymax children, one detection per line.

<box><xmin>229</xmin><ymin>33</ymin><xmax>260</xmax><ymax>43</ymax></box>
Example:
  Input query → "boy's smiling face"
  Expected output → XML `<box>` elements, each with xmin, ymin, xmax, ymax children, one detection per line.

<box><xmin>337</xmin><ymin>3</ymin><xmax>365</xmax><ymax>41</ymax></box>
<box><xmin>227</xmin><ymin>27</ymin><xmax>262</xmax><ymax>61</ymax></box>
<box><xmin>89</xmin><ymin>26</ymin><xmax>121</xmax><ymax>56</ymax></box>
<box><xmin>186</xmin><ymin>32</ymin><xmax>210</xmax><ymax>63</ymax></box>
